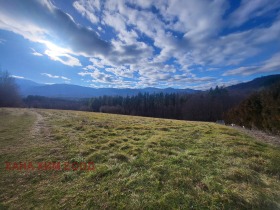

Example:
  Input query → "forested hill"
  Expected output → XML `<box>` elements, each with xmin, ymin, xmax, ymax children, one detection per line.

<box><xmin>227</xmin><ymin>74</ymin><xmax>280</xmax><ymax>93</ymax></box>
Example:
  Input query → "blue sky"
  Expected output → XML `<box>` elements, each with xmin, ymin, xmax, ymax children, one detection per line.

<box><xmin>0</xmin><ymin>0</ymin><xmax>280</xmax><ymax>89</ymax></box>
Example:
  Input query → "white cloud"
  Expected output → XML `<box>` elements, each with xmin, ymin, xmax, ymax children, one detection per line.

<box><xmin>31</xmin><ymin>48</ymin><xmax>43</xmax><ymax>57</ymax></box>
<box><xmin>78</xmin><ymin>70</ymin><xmax>116</xmax><ymax>83</ymax></box>
<box><xmin>229</xmin><ymin>0</ymin><xmax>280</xmax><ymax>27</ymax></box>
<box><xmin>0</xmin><ymin>38</ymin><xmax>6</xmax><ymax>44</ymax></box>
<box><xmin>41</xmin><ymin>73</ymin><xmax>71</xmax><ymax>80</ymax></box>
<box><xmin>223</xmin><ymin>53</ymin><xmax>280</xmax><ymax>76</ymax></box>
<box><xmin>60</xmin><ymin>76</ymin><xmax>71</xmax><ymax>81</ymax></box>
<box><xmin>44</xmin><ymin>50</ymin><xmax>81</xmax><ymax>67</ymax></box>
<box><xmin>73</xmin><ymin>0</ymin><xmax>100</xmax><ymax>24</ymax></box>
<box><xmin>164</xmin><ymin>0</ymin><xmax>226</xmax><ymax>41</ymax></box>
<box><xmin>41</xmin><ymin>73</ymin><xmax>60</xmax><ymax>79</ymax></box>
<box><xmin>11</xmin><ymin>75</ymin><xmax>24</xmax><ymax>79</ymax></box>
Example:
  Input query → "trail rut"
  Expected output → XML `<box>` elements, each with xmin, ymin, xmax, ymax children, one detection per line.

<box><xmin>30</xmin><ymin>110</ymin><xmax>50</xmax><ymax>139</ymax></box>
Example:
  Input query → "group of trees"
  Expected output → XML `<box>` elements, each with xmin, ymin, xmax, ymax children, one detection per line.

<box><xmin>13</xmin><ymin>83</ymin><xmax>242</xmax><ymax>122</ymax></box>
<box><xmin>225</xmin><ymin>82</ymin><xmax>280</xmax><ymax>134</ymax></box>
<box><xmin>88</xmin><ymin>86</ymin><xmax>242</xmax><ymax>121</ymax></box>
<box><xmin>0</xmin><ymin>70</ymin><xmax>21</xmax><ymax>107</ymax></box>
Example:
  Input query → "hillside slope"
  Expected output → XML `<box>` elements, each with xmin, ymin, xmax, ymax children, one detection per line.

<box><xmin>0</xmin><ymin>108</ymin><xmax>279</xmax><ymax>209</ymax></box>
<box><xmin>227</xmin><ymin>74</ymin><xmax>280</xmax><ymax>94</ymax></box>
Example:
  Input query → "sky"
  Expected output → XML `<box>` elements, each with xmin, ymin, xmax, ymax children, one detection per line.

<box><xmin>0</xmin><ymin>0</ymin><xmax>280</xmax><ymax>89</ymax></box>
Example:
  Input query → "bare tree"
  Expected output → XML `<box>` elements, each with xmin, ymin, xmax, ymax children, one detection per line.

<box><xmin>0</xmin><ymin>70</ymin><xmax>21</xmax><ymax>107</ymax></box>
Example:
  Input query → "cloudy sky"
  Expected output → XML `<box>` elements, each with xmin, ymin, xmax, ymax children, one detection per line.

<box><xmin>0</xmin><ymin>0</ymin><xmax>279</xmax><ymax>89</ymax></box>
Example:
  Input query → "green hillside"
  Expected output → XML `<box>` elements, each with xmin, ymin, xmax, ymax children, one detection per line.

<box><xmin>0</xmin><ymin>108</ymin><xmax>279</xmax><ymax>209</ymax></box>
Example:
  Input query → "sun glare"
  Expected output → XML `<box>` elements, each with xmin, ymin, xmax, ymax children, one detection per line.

<box><xmin>42</xmin><ymin>41</ymin><xmax>81</xmax><ymax>67</ymax></box>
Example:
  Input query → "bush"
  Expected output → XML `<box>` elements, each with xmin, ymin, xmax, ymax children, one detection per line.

<box><xmin>225</xmin><ymin>82</ymin><xmax>280</xmax><ymax>134</ymax></box>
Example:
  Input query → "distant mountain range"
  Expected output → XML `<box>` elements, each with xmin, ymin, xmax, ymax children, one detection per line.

<box><xmin>15</xmin><ymin>74</ymin><xmax>280</xmax><ymax>98</ymax></box>
<box><xmin>15</xmin><ymin>80</ymin><xmax>198</xmax><ymax>98</ymax></box>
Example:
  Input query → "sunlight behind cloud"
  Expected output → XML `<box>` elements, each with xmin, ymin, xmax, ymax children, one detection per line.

<box><xmin>43</xmin><ymin>41</ymin><xmax>81</xmax><ymax>67</ymax></box>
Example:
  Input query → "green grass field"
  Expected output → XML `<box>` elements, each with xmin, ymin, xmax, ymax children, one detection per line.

<box><xmin>0</xmin><ymin>108</ymin><xmax>279</xmax><ymax>209</ymax></box>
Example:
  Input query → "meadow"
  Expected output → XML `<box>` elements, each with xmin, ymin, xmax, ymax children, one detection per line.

<box><xmin>0</xmin><ymin>108</ymin><xmax>279</xmax><ymax>209</ymax></box>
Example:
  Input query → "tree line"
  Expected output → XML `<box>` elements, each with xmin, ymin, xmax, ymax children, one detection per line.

<box><xmin>87</xmin><ymin>87</ymin><xmax>241</xmax><ymax>121</ymax></box>
<box><xmin>22</xmin><ymin>85</ymin><xmax>243</xmax><ymax>122</ymax></box>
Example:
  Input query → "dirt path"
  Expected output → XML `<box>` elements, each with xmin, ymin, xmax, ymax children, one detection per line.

<box><xmin>233</xmin><ymin>126</ymin><xmax>280</xmax><ymax>147</ymax></box>
<box><xmin>30</xmin><ymin>109</ymin><xmax>50</xmax><ymax>139</ymax></box>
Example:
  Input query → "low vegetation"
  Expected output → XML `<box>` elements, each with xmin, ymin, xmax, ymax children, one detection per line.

<box><xmin>0</xmin><ymin>108</ymin><xmax>279</xmax><ymax>209</ymax></box>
